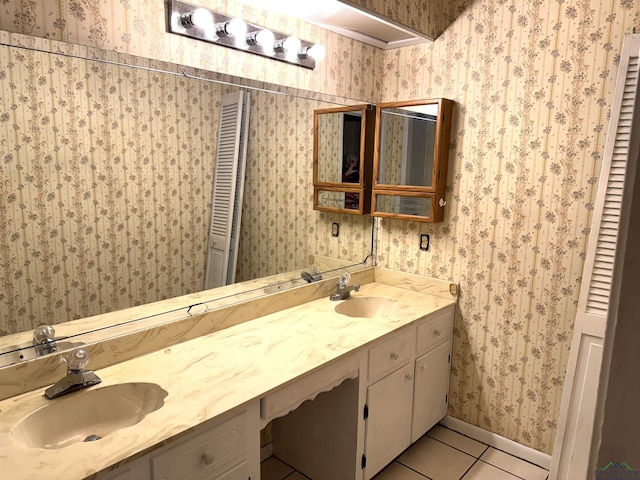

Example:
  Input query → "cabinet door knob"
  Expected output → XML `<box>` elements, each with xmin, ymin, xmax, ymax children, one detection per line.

<box><xmin>433</xmin><ymin>329</ymin><xmax>441</xmax><ymax>337</ymax></box>
<box><xmin>405</xmin><ymin>374</ymin><xmax>413</xmax><ymax>381</ymax></box>
<box><xmin>202</xmin><ymin>452</ymin><xmax>216</xmax><ymax>466</ymax></box>
<box><xmin>390</xmin><ymin>352</ymin><xmax>399</xmax><ymax>360</ymax></box>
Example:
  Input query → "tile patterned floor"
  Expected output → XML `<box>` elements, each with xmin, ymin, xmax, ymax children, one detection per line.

<box><xmin>261</xmin><ymin>424</ymin><xmax>549</xmax><ymax>480</ymax></box>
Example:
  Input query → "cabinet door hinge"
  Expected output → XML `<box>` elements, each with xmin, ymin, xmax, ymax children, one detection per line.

<box><xmin>361</xmin><ymin>454</ymin><xmax>367</xmax><ymax>469</ymax></box>
<box><xmin>363</xmin><ymin>404</ymin><xmax>369</xmax><ymax>420</ymax></box>
<box><xmin>448</xmin><ymin>354</ymin><xmax>451</xmax><ymax>363</ymax></box>
<box><xmin>445</xmin><ymin>394</ymin><xmax>448</xmax><ymax>403</ymax></box>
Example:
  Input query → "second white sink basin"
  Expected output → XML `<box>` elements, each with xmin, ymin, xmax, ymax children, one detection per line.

<box><xmin>334</xmin><ymin>297</ymin><xmax>400</xmax><ymax>318</ymax></box>
<box><xmin>12</xmin><ymin>382</ymin><xmax>168</xmax><ymax>450</ymax></box>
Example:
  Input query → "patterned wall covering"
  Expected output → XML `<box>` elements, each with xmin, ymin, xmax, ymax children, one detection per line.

<box><xmin>238</xmin><ymin>92</ymin><xmax>372</xmax><ymax>281</ymax></box>
<box><xmin>379</xmin><ymin>112</ymin><xmax>405</xmax><ymax>185</ymax></box>
<box><xmin>377</xmin><ymin>0</ymin><xmax>640</xmax><ymax>454</ymax></box>
<box><xmin>0</xmin><ymin>40</ymin><xmax>218</xmax><ymax>335</ymax></box>
<box><xmin>315</xmin><ymin>112</ymin><xmax>342</xmax><ymax>183</ymax></box>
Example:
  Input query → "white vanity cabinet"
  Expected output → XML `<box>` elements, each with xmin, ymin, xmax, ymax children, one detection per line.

<box><xmin>364</xmin><ymin>362</ymin><xmax>414</xmax><ymax>476</ymax></box>
<box><xmin>363</xmin><ymin>306</ymin><xmax>454</xmax><ymax>479</ymax></box>
<box><xmin>94</xmin><ymin>402</ymin><xmax>259</xmax><ymax>480</ymax></box>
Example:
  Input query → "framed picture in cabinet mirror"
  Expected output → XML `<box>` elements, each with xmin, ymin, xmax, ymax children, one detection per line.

<box><xmin>372</xmin><ymin>98</ymin><xmax>453</xmax><ymax>222</ymax></box>
<box><xmin>313</xmin><ymin>104</ymin><xmax>375</xmax><ymax>214</ymax></box>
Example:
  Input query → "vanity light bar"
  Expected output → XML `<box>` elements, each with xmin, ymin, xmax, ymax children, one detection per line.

<box><xmin>167</xmin><ymin>0</ymin><xmax>326</xmax><ymax>70</ymax></box>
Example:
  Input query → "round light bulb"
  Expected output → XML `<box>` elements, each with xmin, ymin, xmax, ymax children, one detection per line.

<box><xmin>306</xmin><ymin>44</ymin><xmax>326</xmax><ymax>61</ymax></box>
<box><xmin>190</xmin><ymin>8</ymin><xmax>214</xmax><ymax>29</ymax></box>
<box><xmin>225</xmin><ymin>17</ymin><xmax>247</xmax><ymax>37</ymax></box>
<box><xmin>255</xmin><ymin>29</ymin><xmax>275</xmax><ymax>48</ymax></box>
<box><xmin>282</xmin><ymin>36</ymin><xmax>301</xmax><ymax>53</ymax></box>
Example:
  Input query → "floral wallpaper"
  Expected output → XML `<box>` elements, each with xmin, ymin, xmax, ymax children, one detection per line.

<box><xmin>1</xmin><ymin>0</ymin><xmax>639</xmax><ymax>459</ymax></box>
<box><xmin>378</xmin><ymin>112</ymin><xmax>405</xmax><ymax>185</ymax></box>
<box><xmin>0</xmin><ymin>40</ymin><xmax>219</xmax><ymax>335</ymax></box>
<box><xmin>238</xmin><ymin>92</ymin><xmax>372</xmax><ymax>281</ymax></box>
<box><xmin>377</xmin><ymin>0</ymin><xmax>640</xmax><ymax>454</ymax></box>
<box><xmin>315</xmin><ymin>112</ymin><xmax>343</xmax><ymax>183</ymax></box>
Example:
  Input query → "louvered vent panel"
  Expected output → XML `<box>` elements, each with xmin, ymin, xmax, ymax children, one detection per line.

<box><xmin>211</xmin><ymin>103</ymin><xmax>240</xmax><ymax>237</ymax></box>
<box><xmin>585</xmin><ymin>55</ymin><xmax>639</xmax><ymax>316</ymax></box>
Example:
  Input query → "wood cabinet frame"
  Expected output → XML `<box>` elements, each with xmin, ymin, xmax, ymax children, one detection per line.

<box><xmin>313</xmin><ymin>104</ymin><xmax>375</xmax><ymax>215</ymax></box>
<box><xmin>372</xmin><ymin>98</ymin><xmax>453</xmax><ymax>222</ymax></box>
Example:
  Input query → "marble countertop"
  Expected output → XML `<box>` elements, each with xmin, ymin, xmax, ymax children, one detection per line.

<box><xmin>0</xmin><ymin>278</ymin><xmax>456</xmax><ymax>480</ymax></box>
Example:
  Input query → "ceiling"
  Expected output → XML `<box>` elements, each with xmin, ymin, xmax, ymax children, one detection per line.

<box><xmin>239</xmin><ymin>0</ymin><xmax>432</xmax><ymax>49</ymax></box>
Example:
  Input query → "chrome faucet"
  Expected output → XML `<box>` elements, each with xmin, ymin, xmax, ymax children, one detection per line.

<box><xmin>301</xmin><ymin>266</ymin><xmax>323</xmax><ymax>283</ymax></box>
<box><xmin>44</xmin><ymin>348</ymin><xmax>101</xmax><ymax>399</ymax></box>
<box><xmin>330</xmin><ymin>273</ymin><xmax>360</xmax><ymax>301</ymax></box>
<box><xmin>33</xmin><ymin>325</ymin><xmax>57</xmax><ymax>356</ymax></box>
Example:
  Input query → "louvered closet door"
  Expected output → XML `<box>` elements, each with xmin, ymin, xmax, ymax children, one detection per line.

<box><xmin>550</xmin><ymin>34</ymin><xmax>639</xmax><ymax>480</ymax></box>
<box><xmin>204</xmin><ymin>91</ymin><xmax>250</xmax><ymax>290</ymax></box>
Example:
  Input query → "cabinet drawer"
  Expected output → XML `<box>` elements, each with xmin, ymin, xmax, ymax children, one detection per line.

<box><xmin>368</xmin><ymin>329</ymin><xmax>413</xmax><ymax>381</ymax></box>
<box><xmin>151</xmin><ymin>410</ymin><xmax>247</xmax><ymax>480</ymax></box>
<box><xmin>416</xmin><ymin>308</ymin><xmax>453</xmax><ymax>355</ymax></box>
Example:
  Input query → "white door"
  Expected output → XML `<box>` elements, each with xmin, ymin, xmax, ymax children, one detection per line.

<box><xmin>364</xmin><ymin>363</ymin><xmax>413</xmax><ymax>479</ymax></box>
<box><xmin>550</xmin><ymin>34</ymin><xmax>639</xmax><ymax>479</ymax></box>
<box><xmin>204</xmin><ymin>91</ymin><xmax>250</xmax><ymax>290</ymax></box>
<box><xmin>411</xmin><ymin>341</ymin><xmax>451</xmax><ymax>443</ymax></box>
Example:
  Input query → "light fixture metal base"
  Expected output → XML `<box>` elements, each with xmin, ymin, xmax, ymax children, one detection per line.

<box><xmin>168</xmin><ymin>0</ymin><xmax>318</xmax><ymax>69</ymax></box>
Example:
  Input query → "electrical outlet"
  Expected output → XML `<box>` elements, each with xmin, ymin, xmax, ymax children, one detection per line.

<box><xmin>331</xmin><ymin>222</ymin><xmax>340</xmax><ymax>237</ymax></box>
<box><xmin>419</xmin><ymin>233</ymin><xmax>430</xmax><ymax>251</ymax></box>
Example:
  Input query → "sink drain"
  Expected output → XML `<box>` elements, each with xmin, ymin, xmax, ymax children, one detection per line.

<box><xmin>84</xmin><ymin>434</ymin><xmax>102</xmax><ymax>442</ymax></box>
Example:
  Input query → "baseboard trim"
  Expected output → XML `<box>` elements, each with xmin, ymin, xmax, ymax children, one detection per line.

<box><xmin>440</xmin><ymin>415</ymin><xmax>552</xmax><ymax>470</ymax></box>
<box><xmin>260</xmin><ymin>443</ymin><xmax>274</xmax><ymax>462</ymax></box>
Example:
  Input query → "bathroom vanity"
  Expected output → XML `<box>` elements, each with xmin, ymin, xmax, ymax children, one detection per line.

<box><xmin>0</xmin><ymin>270</ymin><xmax>457</xmax><ymax>480</ymax></box>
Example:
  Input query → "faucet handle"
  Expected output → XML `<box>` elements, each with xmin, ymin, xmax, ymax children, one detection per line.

<box><xmin>33</xmin><ymin>325</ymin><xmax>56</xmax><ymax>344</ymax></box>
<box><xmin>338</xmin><ymin>272</ymin><xmax>351</xmax><ymax>288</ymax></box>
<box><xmin>65</xmin><ymin>348</ymin><xmax>91</xmax><ymax>371</ymax></box>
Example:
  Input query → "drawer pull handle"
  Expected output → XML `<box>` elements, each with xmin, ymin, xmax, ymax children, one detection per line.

<box><xmin>390</xmin><ymin>352</ymin><xmax>399</xmax><ymax>360</ymax></box>
<box><xmin>202</xmin><ymin>452</ymin><xmax>216</xmax><ymax>466</ymax></box>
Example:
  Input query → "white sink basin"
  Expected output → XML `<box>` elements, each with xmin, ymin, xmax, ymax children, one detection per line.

<box><xmin>334</xmin><ymin>297</ymin><xmax>400</xmax><ymax>318</ymax></box>
<box><xmin>12</xmin><ymin>382</ymin><xmax>167</xmax><ymax>450</ymax></box>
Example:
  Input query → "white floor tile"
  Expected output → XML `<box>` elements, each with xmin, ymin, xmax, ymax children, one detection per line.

<box><xmin>261</xmin><ymin>456</ymin><xmax>294</xmax><ymax>480</ymax></box>
<box><xmin>427</xmin><ymin>425</ymin><xmax>489</xmax><ymax>457</ymax></box>
<box><xmin>480</xmin><ymin>448</ymin><xmax>548</xmax><ymax>480</ymax></box>
<box><xmin>373</xmin><ymin>461</ymin><xmax>429</xmax><ymax>480</ymax></box>
<box><xmin>284</xmin><ymin>472</ymin><xmax>311</xmax><ymax>480</ymax></box>
<box><xmin>398</xmin><ymin>435</ymin><xmax>476</xmax><ymax>480</ymax></box>
<box><xmin>462</xmin><ymin>460</ymin><xmax>521</xmax><ymax>480</ymax></box>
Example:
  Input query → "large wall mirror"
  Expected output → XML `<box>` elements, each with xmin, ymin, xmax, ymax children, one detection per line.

<box><xmin>0</xmin><ymin>40</ymin><xmax>373</xmax><ymax>366</ymax></box>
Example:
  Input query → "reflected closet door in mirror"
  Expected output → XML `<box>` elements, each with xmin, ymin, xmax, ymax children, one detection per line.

<box><xmin>313</xmin><ymin>104</ymin><xmax>375</xmax><ymax>214</ymax></box>
<box><xmin>372</xmin><ymin>99</ymin><xmax>453</xmax><ymax>222</ymax></box>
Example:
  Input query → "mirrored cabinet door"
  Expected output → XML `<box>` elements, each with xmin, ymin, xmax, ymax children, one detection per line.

<box><xmin>313</xmin><ymin>104</ymin><xmax>374</xmax><ymax>214</ymax></box>
<box><xmin>372</xmin><ymin>98</ymin><xmax>453</xmax><ymax>222</ymax></box>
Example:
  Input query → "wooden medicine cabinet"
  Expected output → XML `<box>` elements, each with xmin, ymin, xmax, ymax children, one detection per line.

<box><xmin>372</xmin><ymin>98</ymin><xmax>453</xmax><ymax>222</ymax></box>
<box><xmin>313</xmin><ymin>104</ymin><xmax>375</xmax><ymax>215</ymax></box>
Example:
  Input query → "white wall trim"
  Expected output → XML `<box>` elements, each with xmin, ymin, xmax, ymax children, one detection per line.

<box><xmin>440</xmin><ymin>416</ymin><xmax>552</xmax><ymax>470</ymax></box>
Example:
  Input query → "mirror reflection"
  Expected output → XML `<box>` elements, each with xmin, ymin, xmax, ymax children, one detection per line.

<box><xmin>315</xmin><ymin>108</ymin><xmax>365</xmax><ymax>185</ymax></box>
<box><xmin>0</xmin><ymin>43</ymin><xmax>373</xmax><ymax>350</ymax></box>
<box><xmin>376</xmin><ymin>103</ymin><xmax>438</xmax><ymax>189</ymax></box>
